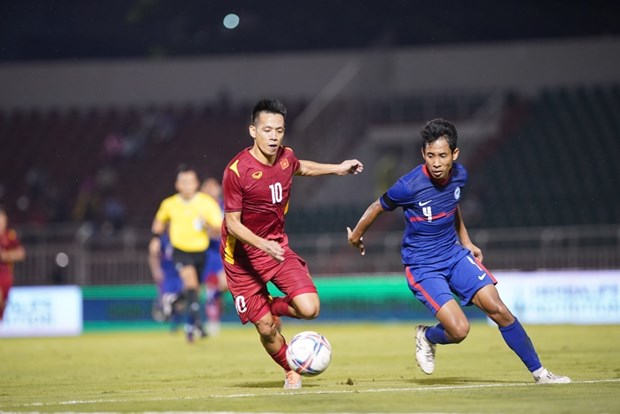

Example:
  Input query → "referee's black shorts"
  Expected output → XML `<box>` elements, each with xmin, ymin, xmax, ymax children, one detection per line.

<box><xmin>173</xmin><ymin>248</ymin><xmax>206</xmax><ymax>278</ymax></box>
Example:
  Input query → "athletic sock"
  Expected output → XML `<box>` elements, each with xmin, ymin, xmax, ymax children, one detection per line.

<box><xmin>205</xmin><ymin>287</ymin><xmax>220</xmax><ymax>323</ymax></box>
<box><xmin>270</xmin><ymin>297</ymin><xmax>298</xmax><ymax>318</ymax></box>
<box><xmin>425</xmin><ymin>323</ymin><xmax>452</xmax><ymax>344</ymax></box>
<box><xmin>269</xmin><ymin>342</ymin><xmax>291</xmax><ymax>371</ymax></box>
<box><xmin>499</xmin><ymin>318</ymin><xmax>542</xmax><ymax>372</ymax></box>
<box><xmin>186</xmin><ymin>288</ymin><xmax>201</xmax><ymax>327</ymax></box>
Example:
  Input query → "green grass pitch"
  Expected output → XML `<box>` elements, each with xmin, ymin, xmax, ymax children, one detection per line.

<box><xmin>1</xmin><ymin>322</ymin><xmax>619</xmax><ymax>413</ymax></box>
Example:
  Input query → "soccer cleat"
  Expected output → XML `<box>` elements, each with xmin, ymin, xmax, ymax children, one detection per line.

<box><xmin>534</xmin><ymin>369</ymin><xmax>571</xmax><ymax>384</ymax></box>
<box><xmin>415</xmin><ymin>325</ymin><xmax>436</xmax><ymax>375</ymax></box>
<box><xmin>284</xmin><ymin>370</ymin><xmax>302</xmax><ymax>389</ymax></box>
<box><xmin>161</xmin><ymin>293</ymin><xmax>178</xmax><ymax>319</ymax></box>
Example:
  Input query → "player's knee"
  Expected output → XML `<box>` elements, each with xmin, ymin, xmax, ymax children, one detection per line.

<box><xmin>446</xmin><ymin>323</ymin><xmax>470</xmax><ymax>343</ymax></box>
<box><xmin>297</xmin><ymin>304</ymin><xmax>320</xmax><ymax>320</ymax></box>
<box><xmin>291</xmin><ymin>293</ymin><xmax>320</xmax><ymax>320</ymax></box>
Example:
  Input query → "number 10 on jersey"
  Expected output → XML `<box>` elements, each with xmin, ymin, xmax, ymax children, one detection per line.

<box><xmin>269</xmin><ymin>183</ymin><xmax>283</xmax><ymax>204</ymax></box>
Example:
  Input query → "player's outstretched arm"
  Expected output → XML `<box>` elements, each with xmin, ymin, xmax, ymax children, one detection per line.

<box><xmin>297</xmin><ymin>159</ymin><xmax>363</xmax><ymax>176</ymax></box>
<box><xmin>347</xmin><ymin>198</ymin><xmax>385</xmax><ymax>256</ymax></box>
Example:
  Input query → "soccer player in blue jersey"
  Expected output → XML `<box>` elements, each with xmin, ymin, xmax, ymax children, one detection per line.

<box><xmin>148</xmin><ymin>232</ymin><xmax>185</xmax><ymax>330</ymax></box>
<box><xmin>347</xmin><ymin>118</ymin><xmax>570</xmax><ymax>384</ymax></box>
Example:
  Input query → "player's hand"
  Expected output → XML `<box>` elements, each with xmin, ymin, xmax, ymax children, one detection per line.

<box><xmin>338</xmin><ymin>159</ymin><xmax>364</xmax><ymax>175</ymax></box>
<box><xmin>347</xmin><ymin>226</ymin><xmax>365</xmax><ymax>256</ymax></box>
<box><xmin>262</xmin><ymin>239</ymin><xmax>285</xmax><ymax>262</ymax></box>
<box><xmin>465</xmin><ymin>243</ymin><xmax>483</xmax><ymax>262</ymax></box>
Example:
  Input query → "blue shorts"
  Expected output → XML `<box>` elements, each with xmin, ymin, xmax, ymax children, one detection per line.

<box><xmin>202</xmin><ymin>240</ymin><xmax>224</xmax><ymax>282</ymax></box>
<box><xmin>405</xmin><ymin>252</ymin><xmax>497</xmax><ymax>315</ymax></box>
<box><xmin>161</xmin><ymin>273</ymin><xmax>183</xmax><ymax>294</ymax></box>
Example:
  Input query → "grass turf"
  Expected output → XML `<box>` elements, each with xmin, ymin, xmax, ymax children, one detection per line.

<box><xmin>1</xmin><ymin>322</ymin><xmax>619</xmax><ymax>413</ymax></box>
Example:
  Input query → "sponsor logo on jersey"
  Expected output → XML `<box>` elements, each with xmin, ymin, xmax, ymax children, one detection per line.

<box><xmin>252</xmin><ymin>171</ymin><xmax>263</xmax><ymax>179</ymax></box>
<box><xmin>454</xmin><ymin>187</ymin><xmax>461</xmax><ymax>200</ymax></box>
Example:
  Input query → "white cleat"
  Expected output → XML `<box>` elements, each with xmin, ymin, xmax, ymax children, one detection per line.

<box><xmin>415</xmin><ymin>325</ymin><xmax>436</xmax><ymax>375</ymax></box>
<box><xmin>284</xmin><ymin>370</ymin><xmax>302</xmax><ymax>389</ymax></box>
<box><xmin>534</xmin><ymin>369</ymin><xmax>571</xmax><ymax>384</ymax></box>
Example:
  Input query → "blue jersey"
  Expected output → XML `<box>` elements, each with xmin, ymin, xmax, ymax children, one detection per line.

<box><xmin>202</xmin><ymin>197</ymin><xmax>224</xmax><ymax>281</ymax></box>
<box><xmin>380</xmin><ymin>163</ymin><xmax>470</xmax><ymax>267</ymax></box>
<box><xmin>160</xmin><ymin>233</ymin><xmax>183</xmax><ymax>294</ymax></box>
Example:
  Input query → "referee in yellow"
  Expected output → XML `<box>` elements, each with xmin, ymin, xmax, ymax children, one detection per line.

<box><xmin>150</xmin><ymin>164</ymin><xmax>223</xmax><ymax>342</ymax></box>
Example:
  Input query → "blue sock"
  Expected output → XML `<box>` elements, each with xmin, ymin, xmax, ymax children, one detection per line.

<box><xmin>499</xmin><ymin>318</ymin><xmax>542</xmax><ymax>372</ymax></box>
<box><xmin>426</xmin><ymin>324</ymin><xmax>452</xmax><ymax>344</ymax></box>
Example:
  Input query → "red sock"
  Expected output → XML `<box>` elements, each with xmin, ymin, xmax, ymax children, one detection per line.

<box><xmin>270</xmin><ymin>297</ymin><xmax>297</xmax><ymax>318</ymax></box>
<box><xmin>270</xmin><ymin>342</ymin><xmax>290</xmax><ymax>371</ymax></box>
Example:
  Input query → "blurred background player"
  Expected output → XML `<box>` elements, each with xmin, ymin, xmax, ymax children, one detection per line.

<box><xmin>347</xmin><ymin>118</ymin><xmax>570</xmax><ymax>384</ymax></box>
<box><xmin>151</xmin><ymin>165</ymin><xmax>223</xmax><ymax>342</ymax></box>
<box><xmin>0</xmin><ymin>206</ymin><xmax>26</xmax><ymax>321</ymax></box>
<box><xmin>200</xmin><ymin>177</ymin><xmax>228</xmax><ymax>336</ymax></box>
<box><xmin>148</xmin><ymin>231</ymin><xmax>185</xmax><ymax>331</ymax></box>
<box><xmin>221</xmin><ymin>99</ymin><xmax>363</xmax><ymax>389</ymax></box>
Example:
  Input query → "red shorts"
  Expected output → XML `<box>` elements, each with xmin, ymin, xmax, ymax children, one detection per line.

<box><xmin>224</xmin><ymin>248</ymin><xmax>317</xmax><ymax>324</ymax></box>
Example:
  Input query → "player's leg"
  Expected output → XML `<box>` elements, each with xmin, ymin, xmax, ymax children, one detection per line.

<box><xmin>225</xmin><ymin>262</ymin><xmax>301</xmax><ymax>388</ymax></box>
<box><xmin>406</xmin><ymin>266</ymin><xmax>462</xmax><ymax>374</ymax></box>
<box><xmin>472</xmin><ymin>285</ymin><xmax>571</xmax><ymax>383</ymax></box>
<box><xmin>270</xmin><ymin>250</ymin><xmax>319</xmax><ymax>320</ymax></box>
<box><xmin>254</xmin><ymin>310</ymin><xmax>303</xmax><ymax>389</ymax></box>
<box><xmin>179</xmin><ymin>264</ymin><xmax>200</xmax><ymax>340</ymax></box>
<box><xmin>203</xmin><ymin>246</ymin><xmax>227</xmax><ymax>335</ymax></box>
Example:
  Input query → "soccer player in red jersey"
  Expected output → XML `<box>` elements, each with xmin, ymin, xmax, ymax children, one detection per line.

<box><xmin>0</xmin><ymin>206</ymin><xmax>26</xmax><ymax>321</ymax></box>
<box><xmin>220</xmin><ymin>99</ymin><xmax>363</xmax><ymax>389</ymax></box>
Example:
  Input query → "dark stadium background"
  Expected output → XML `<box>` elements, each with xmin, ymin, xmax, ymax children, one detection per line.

<box><xmin>1</xmin><ymin>1</ymin><xmax>619</xmax><ymax>62</ymax></box>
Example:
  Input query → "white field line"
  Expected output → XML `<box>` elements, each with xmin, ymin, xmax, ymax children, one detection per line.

<box><xmin>11</xmin><ymin>378</ymin><xmax>620</xmax><ymax>409</ymax></box>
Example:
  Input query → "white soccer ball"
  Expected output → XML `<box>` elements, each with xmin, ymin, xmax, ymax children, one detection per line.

<box><xmin>286</xmin><ymin>330</ymin><xmax>332</xmax><ymax>376</ymax></box>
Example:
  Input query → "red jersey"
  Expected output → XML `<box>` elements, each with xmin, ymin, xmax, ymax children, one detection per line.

<box><xmin>0</xmin><ymin>228</ymin><xmax>22</xmax><ymax>282</ymax></box>
<box><xmin>221</xmin><ymin>146</ymin><xmax>301</xmax><ymax>268</ymax></box>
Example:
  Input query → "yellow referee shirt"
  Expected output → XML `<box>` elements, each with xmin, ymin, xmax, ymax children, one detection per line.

<box><xmin>154</xmin><ymin>193</ymin><xmax>222</xmax><ymax>252</ymax></box>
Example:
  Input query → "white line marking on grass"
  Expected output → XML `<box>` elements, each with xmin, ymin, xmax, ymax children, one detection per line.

<box><xmin>211</xmin><ymin>378</ymin><xmax>620</xmax><ymax>398</ymax></box>
<box><xmin>13</xmin><ymin>378</ymin><xmax>620</xmax><ymax>409</ymax></box>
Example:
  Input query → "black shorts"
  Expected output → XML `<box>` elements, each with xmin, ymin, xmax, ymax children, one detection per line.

<box><xmin>173</xmin><ymin>248</ymin><xmax>206</xmax><ymax>278</ymax></box>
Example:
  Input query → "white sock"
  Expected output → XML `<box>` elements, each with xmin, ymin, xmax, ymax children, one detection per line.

<box><xmin>532</xmin><ymin>367</ymin><xmax>547</xmax><ymax>377</ymax></box>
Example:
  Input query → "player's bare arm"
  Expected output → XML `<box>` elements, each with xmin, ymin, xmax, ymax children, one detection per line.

<box><xmin>225</xmin><ymin>211</ymin><xmax>285</xmax><ymax>262</ymax></box>
<box><xmin>347</xmin><ymin>198</ymin><xmax>385</xmax><ymax>256</ymax></box>
<box><xmin>147</xmin><ymin>237</ymin><xmax>163</xmax><ymax>283</ymax></box>
<box><xmin>296</xmin><ymin>159</ymin><xmax>363</xmax><ymax>176</ymax></box>
<box><xmin>454</xmin><ymin>206</ymin><xmax>483</xmax><ymax>262</ymax></box>
<box><xmin>0</xmin><ymin>245</ymin><xmax>25</xmax><ymax>262</ymax></box>
<box><xmin>151</xmin><ymin>219</ymin><xmax>166</xmax><ymax>236</ymax></box>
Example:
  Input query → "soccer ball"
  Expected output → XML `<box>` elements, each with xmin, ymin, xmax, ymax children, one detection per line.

<box><xmin>286</xmin><ymin>331</ymin><xmax>332</xmax><ymax>376</ymax></box>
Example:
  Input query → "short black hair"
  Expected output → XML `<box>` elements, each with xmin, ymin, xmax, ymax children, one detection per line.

<box><xmin>176</xmin><ymin>163</ymin><xmax>198</xmax><ymax>178</ymax></box>
<box><xmin>251</xmin><ymin>99</ymin><xmax>287</xmax><ymax>124</ymax></box>
<box><xmin>420</xmin><ymin>118</ymin><xmax>458</xmax><ymax>152</ymax></box>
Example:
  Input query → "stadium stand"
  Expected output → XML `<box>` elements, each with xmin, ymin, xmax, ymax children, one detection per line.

<box><xmin>470</xmin><ymin>84</ymin><xmax>620</xmax><ymax>228</ymax></box>
<box><xmin>2</xmin><ymin>84</ymin><xmax>619</xmax><ymax>282</ymax></box>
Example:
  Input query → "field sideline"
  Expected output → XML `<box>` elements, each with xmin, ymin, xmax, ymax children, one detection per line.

<box><xmin>1</xmin><ymin>322</ymin><xmax>619</xmax><ymax>413</ymax></box>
